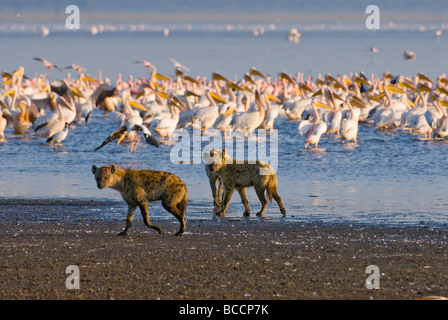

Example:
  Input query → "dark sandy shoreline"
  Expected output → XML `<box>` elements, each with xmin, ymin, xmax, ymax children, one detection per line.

<box><xmin>0</xmin><ymin>199</ymin><xmax>447</xmax><ymax>300</ymax></box>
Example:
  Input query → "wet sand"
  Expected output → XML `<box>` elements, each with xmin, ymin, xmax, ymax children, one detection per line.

<box><xmin>0</xmin><ymin>199</ymin><xmax>447</xmax><ymax>300</ymax></box>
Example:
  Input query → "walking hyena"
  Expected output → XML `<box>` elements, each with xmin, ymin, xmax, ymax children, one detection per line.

<box><xmin>92</xmin><ymin>163</ymin><xmax>187</xmax><ymax>236</ymax></box>
<box><xmin>203</xmin><ymin>149</ymin><xmax>286</xmax><ymax>217</ymax></box>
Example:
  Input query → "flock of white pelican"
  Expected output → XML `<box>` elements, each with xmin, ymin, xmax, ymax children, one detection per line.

<box><xmin>1</xmin><ymin>59</ymin><xmax>448</xmax><ymax>152</ymax></box>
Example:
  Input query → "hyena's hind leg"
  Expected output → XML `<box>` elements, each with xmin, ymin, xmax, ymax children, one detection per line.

<box><xmin>119</xmin><ymin>204</ymin><xmax>137</xmax><ymax>236</ymax></box>
<box><xmin>254</xmin><ymin>183</ymin><xmax>268</xmax><ymax>217</ymax></box>
<box><xmin>161</xmin><ymin>193</ymin><xmax>187</xmax><ymax>236</ymax></box>
<box><xmin>268</xmin><ymin>176</ymin><xmax>287</xmax><ymax>217</ymax></box>
<box><xmin>272</xmin><ymin>190</ymin><xmax>286</xmax><ymax>217</ymax></box>
<box><xmin>139</xmin><ymin>202</ymin><xmax>163</xmax><ymax>234</ymax></box>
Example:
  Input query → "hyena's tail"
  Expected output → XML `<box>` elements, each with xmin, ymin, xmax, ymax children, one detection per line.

<box><xmin>265</xmin><ymin>174</ymin><xmax>277</xmax><ymax>203</ymax></box>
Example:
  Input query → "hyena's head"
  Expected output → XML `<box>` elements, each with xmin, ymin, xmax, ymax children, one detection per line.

<box><xmin>92</xmin><ymin>164</ymin><xmax>117</xmax><ymax>189</ymax></box>
<box><xmin>203</xmin><ymin>149</ymin><xmax>231</xmax><ymax>172</ymax></box>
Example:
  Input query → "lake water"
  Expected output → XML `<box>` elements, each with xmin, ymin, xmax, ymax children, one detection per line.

<box><xmin>1</xmin><ymin>26</ymin><xmax>448</xmax><ymax>228</ymax></box>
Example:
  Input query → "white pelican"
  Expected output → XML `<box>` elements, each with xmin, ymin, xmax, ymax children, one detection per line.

<box><xmin>151</xmin><ymin>98</ymin><xmax>183</xmax><ymax>141</ymax></box>
<box><xmin>230</xmin><ymin>90</ymin><xmax>266</xmax><ymax>136</ymax></box>
<box><xmin>260</xmin><ymin>94</ymin><xmax>282</xmax><ymax>132</ymax></box>
<box><xmin>11</xmin><ymin>100</ymin><xmax>32</xmax><ymax>135</ymax></box>
<box><xmin>321</xmin><ymin>88</ymin><xmax>342</xmax><ymax>136</ymax></box>
<box><xmin>166</xmin><ymin>56</ymin><xmax>191</xmax><ymax>73</ymax></box>
<box><xmin>89</xmin><ymin>83</ymin><xmax>119</xmax><ymax>112</ymax></box>
<box><xmin>341</xmin><ymin>94</ymin><xmax>367</xmax><ymax>144</ymax></box>
<box><xmin>283</xmin><ymin>93</ymin><xmax>311</xmax><ymax>120</ymax></box>
<box><xmin>0</xmin><ymin>110</ymin><xmax>6</xmax><ymax>140</ymax></box>
<box><xmin>298</xmin><ymin>98</ymin><xmax>328</xmax><ymax>149</ymax></box>
<box><xmin>190</xmin><ymin>91</ymin><xmax>226</xmax><ymax>133</ymax></box>
<box><xmin>46</xmin><ymin>122</ymin><xmax>70</xmax><ymax>145</ymax></box>
<box><xmin>0</xmin><ymin>87</ymin><xmax>32</xmax><ymax>135</ymax></box>
<box><xmin>213</xmin><ymin>104</ymin><xmax>236</xmax><ymax>136</ymax></box>
<box><xmin>409</xmin><ymin>113</ymin><xmax>432</xmax><ymax>138</ymax></box>
<box><xmin>60</xmin><ymin>93</ymin><xmax>77</xmax><ymax>125</ymax></box>
<box><xmin>76</xmin><ymin>101</ymin><xmax>94</xmax><ymax>124</ymax></box>
<box><xmin>176</xmin><ymin>91</ymin><xmax>199</xmax><ymax>130</ymax></box>
<box><xmin>431</xmin><ymin>96</ymin><xmax>448</xmax><ymax>139</ymax></box>
<box><xmin>32</xmin><ymin>92</ymin><xmax>61</xmax><ymax>130</ymax></box>
<box><xmin>33</xmin><ymin>93</ymin><xmax>75</xmax><ymax>138</ymax></box>
<box><xmin>373</xmin><ymin>85</ymin><xmax>397</xmax><ymax>131</ymax></box>
<box><xmin>400</xmin><ymin>83</ymin><xmax>432</xmax><ymax>131</ymax></box>
<box><xmin>424</xmin><ymin>94</ymin><xmax>444</xmax><ymax>131</ymax></box>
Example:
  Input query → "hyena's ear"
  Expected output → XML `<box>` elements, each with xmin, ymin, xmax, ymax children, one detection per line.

<box><xmin>92</xmin><ymin>165</ymin><xmax>98</xmax><ymax>175</ymax></box>
<box><xmin>221</xmin><ymin>149</ymin><xmax>226</xmax><ymax>163</ymax></box>
<box><xmin>110</xmin><ymin>163</ymin><xmax>116</xmax><ymax>174</ymax></box>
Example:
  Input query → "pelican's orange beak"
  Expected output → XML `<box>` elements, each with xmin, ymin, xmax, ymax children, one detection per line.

<box><xmin>209</xmin><ymin>92</ymin><xmax>227</xmax><ymax>104</ymax></box>
<box><xmin>128</xmin><ymin>100</ymin><xmax>149</xmax><ymax>112</ymax></box>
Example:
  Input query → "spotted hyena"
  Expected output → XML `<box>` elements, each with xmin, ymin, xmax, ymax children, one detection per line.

<box><xmin>203</xmin><ymin>149</ymin><xmax>286</xmax><ymax>217</ymax></box>
<box><xmin>92</xmin><ymin>163</ymin><xmax>187</xmax><ymax>236</ymax></box>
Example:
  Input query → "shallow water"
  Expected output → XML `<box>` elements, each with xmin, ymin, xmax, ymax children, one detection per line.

<box><xmin>1</xmin><ymin>28</ymin><xmax>448</xmax><ymax>228</ymax></box>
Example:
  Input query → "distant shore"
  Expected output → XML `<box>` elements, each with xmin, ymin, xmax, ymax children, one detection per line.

<box><xmin>0</xmin><ymin>199</ymin><xmax>447</xmax><ymax>300</ymax></box>
<box><xmin>2</xmin><ymin>12</ymin><xmax>447</xmax><ymax>24</ymax></box>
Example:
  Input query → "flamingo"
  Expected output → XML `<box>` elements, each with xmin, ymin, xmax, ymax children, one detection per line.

<box><xmin>33</xmin><ymin>57</ymin><xmax>62</xmax><ymax>71</ymax></box>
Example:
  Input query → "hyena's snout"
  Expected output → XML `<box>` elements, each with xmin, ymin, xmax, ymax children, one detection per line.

<box><xmin>96</xmin><ymin>180</ymin><xmax>107</xmax><ymax>189</ymax></box>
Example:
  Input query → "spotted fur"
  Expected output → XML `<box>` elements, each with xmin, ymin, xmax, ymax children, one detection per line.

<box><xmin>204</xmin><ymin>149</ymin><xmax>286</xmax><ymax>217</ymax></box>
<box><xmin>92</xmin><ymin>163</ymin><xmax>187</xmax><ymax>236</ymax></box>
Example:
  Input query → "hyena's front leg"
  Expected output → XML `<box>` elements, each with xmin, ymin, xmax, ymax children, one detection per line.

<box><xmin>139</xmin><ymin>202</ymin><xmax>163</xmax><ymax>234</ymax></box>
<box><xmin>215</xmin><ymin>187</ymin><xmax>235</xmax><ymax>217</ymax></box>
<box><xmin>118</xmin><ymin>204</ymin><xmax>137</xmax><ymax>236</ymax></box>
<box><xmin>236</xmin><ymin>187</ymin><xmax>250</xmax><ymax>216</ymax></box>
<box><xmin>210</xmin><ymin>175</ymin><xmax>222</xmax><ymax>209</ymax></box>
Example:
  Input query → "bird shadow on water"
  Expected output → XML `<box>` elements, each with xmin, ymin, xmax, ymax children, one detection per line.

<box><xmin>341</xmin><ymin>142</ymin><xmax>360</xmax><ymax>150</ymax></box>
<box><xmin>299</xmin><ymin>147</ymin><xmax>327</xmax><ymax>153</ymax></box>
<box><xmin>46</xmin><ymin>144</ymin><xmax>68</xmax><ymax>154</ymax></box>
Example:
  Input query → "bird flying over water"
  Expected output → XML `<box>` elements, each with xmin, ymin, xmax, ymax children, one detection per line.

<box><xmin>94</xmin><ymin>123</ymin><xmax>159</xmax><ymax>151</ymax></box>
<box><xmin>166</xmin><ymin>56</ymin><xmax>190</xmax><ymax>72</ymax></box>
<box><xmin>33</xmin><ymin>57</ymin><xmax>62</xmax><ymax>71</ymax></box>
